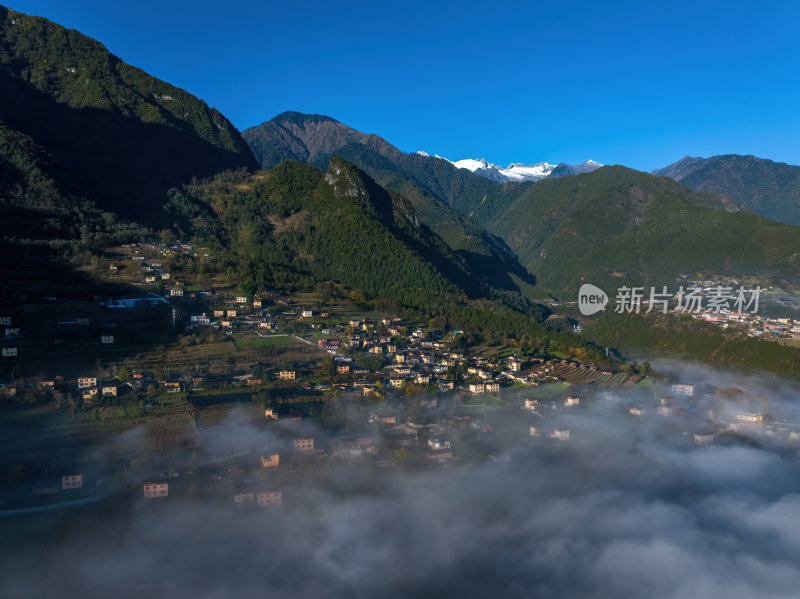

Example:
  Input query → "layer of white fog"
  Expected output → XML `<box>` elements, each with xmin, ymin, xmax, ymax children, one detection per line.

<box><xmin>3</xmin><ymin>360</ymin><xmax>800</xmax><ymax>599</ymax></box>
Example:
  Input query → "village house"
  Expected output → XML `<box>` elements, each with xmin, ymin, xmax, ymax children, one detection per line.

<box><xmin>81</xmin><ymin>388</ymin><xmax>97</xmax><ymax>401</ymax></box>
<box><xmin>428</xmin><ymin>437</ymin><xmax>451</xmax><ymax>451</ymax></box>
<box><xmin>552</xmin><ymin>428</ymin><xmax>570</xmax><ymax>441</ymax></box>
<box><xmin>523</xmin><ymin>399</ymin><xmax>539</xmax><ymax>411</ymax></box>
<box><xmin>227</xmin><ymin>309</ymin><xmax>237</xmax><ymax>318</ymax></box>
<box><xmin>264</xmin><ymin>408</ymin><xmax>278</xmax><ymax>420</ymax></box>
<box><xmin>253</xmin><ymin>300</ymin><xmax>262</xmax><ymax>308</ymax></box>
<box><xmin>101</xmin><ymin>385</ymin><xmax>117</xmax><ymax>397</ymax></box>
<box><xmin>564</xmin><ymin>396</ymin><xmax>580</xmax><ymax>407</ymax></box>
<box><xmin>694</xmin><ymin>433</ymin><xmax>715</xmax><ymax>446</ymax></box>
<box><xmin>236</xmin><ymin>296</ymin><xmax>248</xmax><ymax>304</ymax></box>
<box><xmin>101</xmin><ymin>335</ymin><xmax>114</xmax><ymax>344</ymax></box>
<box><xmin>143</xmin><ymin>482</ymin><xmax>169</xmax><ymax>498</ymax></box>
<box><xmin>234</xmin><ymin>492</ymin><xmax>255</xmax><ymax>504</ymax></box>
<box><xmin>737</xmin><ymin>412</ymin><xmax>764</xmax><ymax>424</ymax></box>
<box><xmin>78</xmin><ymin>377</ymin><xmax>97</xmax><ymax>389</ymax></box>
<box><xmin>469</xmin><ymin>383</ymin><xmax>485</xmax><ymax>394</ymax></box>
<box><xmin>257</xmin><ymin>491</ymin><xmax>282</xmax><ymax>506</ymax></box>
<box><xmin>279</xmin><ymin>370</ymin><xmax>296</xmax><ymax>381</ymax></box>
<box><xmin>337</xmin><ymin>364</ymin><xmax>350</xmax><ymax>374</ymax></box>
<box><xmin>61</xmin><ymin>474</ymin><xmax>83</xmax><ymax>490</ymax></box>
<box><xmin>214</xmin><ymin>310</ymin><xmax>224</xmax><ymax>317</ymax></box>
<box><xmin>485</xmin><ymin>382</ymin><xmax>500</xmax><ymax>393</ymax></box>
<box><xmin>293</xmin><ymin>437</ymin><xmax>314</xmax><ymax>454</ymax></box>
<box><xmin>426</xmin><ymin>436</ymin><xmax>453</xmax><ymax>462</ymax></box>
<box><xmin>318</xmin><ymin>339</ymin><xmax>341</xmax><ymax>351</ymax></box>
<box><xmin>630</xmin><ymin>407</ymin><xmax>646</xmax><ymax>416</ymax></box>
<box><xmin>301</xmin><ymin>309</ymin><xmax>314</xmax><ymax>318</ymax></box>
<box><xmin>170</xmin><ymin>287</ymin><xmax>183</xmax><ymax>297</ymax></box>
<box><xmin>508</xmin><ymin>357</ymin><xmax>523</xmax><ymax>372</ymax></box>
<box><xmin>260</xmin><ymin>453</ymin><xmax>280</xmax><ymax>468</ymax></box>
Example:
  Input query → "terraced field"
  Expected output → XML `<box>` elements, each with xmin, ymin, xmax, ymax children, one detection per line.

<box><xmin>547</xmin><ymin>362</ymin><xmax>629</xmax><ymax>386</ymax></box>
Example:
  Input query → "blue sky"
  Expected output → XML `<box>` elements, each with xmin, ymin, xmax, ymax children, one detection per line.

<box><xmin>7</xmin><ymin>0</ymin><xmax>800</xmax><ymax>171</ymax></box>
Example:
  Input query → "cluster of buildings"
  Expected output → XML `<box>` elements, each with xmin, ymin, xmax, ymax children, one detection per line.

<box><xmin>691</xmin><ymin>310</ymin><xmax>800</xmax><ymax>340</ymax></box>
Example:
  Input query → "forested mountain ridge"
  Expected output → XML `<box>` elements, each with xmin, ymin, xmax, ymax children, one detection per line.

<box><xmin>486</xmin><ymin>165</ymin><xmax>800</xmax><ymax>298</ymax></box>
<box><xmin>243</xmin><ymin>111</ymin><xmax>530</xmax><ymax>224</ymax></box>
<box><xmin>242</xmin><ymin>111</ymin><xmax>536</xmax><ymax>292</ymax></box>
<box><xmin>0</xmin><ymin>5</ymin><xmax>257</xmax><ymax>229</ymax></box>
<box><xmin>653</xmin><ymin>154</ymin><xmax>800</xmax><ymax>225</ymax></box>
<box><xmin>168</xmin><ymin>157</ymin><xmax>494</xmax><ymax>306</ymax></box>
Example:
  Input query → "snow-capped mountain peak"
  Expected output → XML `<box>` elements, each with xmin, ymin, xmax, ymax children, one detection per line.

<box><xmin>500</xmin><ymin>162</ymin><xmax>558</xmax><ymax>181</ymax></box>
<box><xmin>423</xmin><ymin>154</ymin><xmax>604</xmax><ymax>183</ymax></box>
<box><xmin>452</xmin><ymin>158</ymin><xmax>492</xmax><ymax>172</ymax></box>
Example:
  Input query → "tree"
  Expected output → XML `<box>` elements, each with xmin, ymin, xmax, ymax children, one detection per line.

<box><xmin>160</xmin><ymin>229</ymin><xmax>177</xmax><ymax>245</ymax></box>
<box><xmin>118</xmin><ymin>365</ymin><xmax>131</xmax><ymax>381</ymax></box>
<box><xmin>320</xmin><ymin>356</ymin><xmax>335</xmax><ymax>379</ymax></box>
<box><xmin>240</xmin><ymin>280</ymin><xmax>256</xmax><ymax>297</ymax></box>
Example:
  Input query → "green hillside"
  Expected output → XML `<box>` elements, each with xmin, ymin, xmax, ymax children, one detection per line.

<box><xmin>584</xmin><ymin>311</ymin><xmax>800</xmax><ymax>379</ymax></box>
<box><xmin>0</xmin><ymin>117</ymin><xmax>144</xmax><ymax>258</ymax></box>
<box><xmin>169</xmin><ymin>157</ymin><xmax>484</xmax><ymax>308</ymax></box>
<box><xmin>242</xmin><ymin>112</ymin><xmax>535</xmax><ymax>291</ymax></box>
<box><xmin>488</xmin><ymin>166</ymin><xmax>800</xmax><ymax>298</ymax></box>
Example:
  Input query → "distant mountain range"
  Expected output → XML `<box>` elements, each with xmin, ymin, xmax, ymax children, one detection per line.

<box><xmin>654</xmin><ymin>155</ymin><xmax>800</xmax><ymax>225</ymax></box>
<box><xmin>244</xmin><ymin>112</ymin><xmax>800</xmax><ymax>299</ymax></box>
<box><xmin>4</xmin><ymin>3</ymin><xmax>800</xmax><ymax>315</ymax></box>
<box><xmin>420</xmin><ymin>154</ymin><xmax>604</xmax><ymax>183</ymax></box>
<box><xmin>486</xmin><ymin>165</ymin><xmax>800</xmax><ymax>298</ymax></box>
